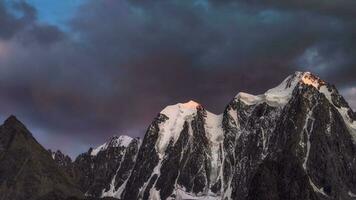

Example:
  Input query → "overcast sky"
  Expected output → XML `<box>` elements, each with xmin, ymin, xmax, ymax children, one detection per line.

<box><xmin>0</xmin><ymin>0</ymin><xmax>355</xmax><ymax>158</ymax></box>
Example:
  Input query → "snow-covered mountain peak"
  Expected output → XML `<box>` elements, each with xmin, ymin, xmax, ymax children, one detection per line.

<box><xmin>236</xmin><ymin>92</ymin><xmax>264</xmax><ymax>105</ymax></box>
<box><xmin>160</xmin><ymin>100</ymin><xmax>202</xmax><ymax>119</ymax></box>
<box><xmin>234</xmin><ymin>71</ymin><xmax>327</xmax><ymax>107</ymax></box>
<box><xmin>111</xmin><ymin>135</ymin><xmax>134</xmax><ymax>147</ymax></box>
<box><xmin>157</xmin><ymin>101</ymin><xmax>204</xmax><ymax>158</ymax></box>
<box><xmin>234</xmin><ymin>72</ymin><xmax>303</xmax><ymax>107</ymax></box>
<box><xmin>278</xmin><ymin>71</ymin><xmax>325</xmax><ymax>89</ymax></box>
<box><xmin>155</xmin><ymin>100</ymin><xmax>224</xmax><ymax>160</ymax></box>
<box><xmin>181</xmin><ymin>100</ymin><xmax>200</xmax><ymax>109</ymax></box>
<box><xmin>263</xmin><ymin>71</ymin><xmax>304</xmax><ymax>105</ymax></box>
<box><xmin>90</xmin><ymin>135</ymin><xmax>133</xmax><ymax>156</ymax></box>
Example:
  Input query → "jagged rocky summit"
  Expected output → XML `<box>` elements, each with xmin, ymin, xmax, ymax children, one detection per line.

<box><xmin>74</xmin><ymin>135</ymin><xmax>140</xmax><ymax>198</ymax></box>
<box><xmin>0</xmin><ymin>71</ymin><xmax>356</xmax><ymax>200</ymax></box>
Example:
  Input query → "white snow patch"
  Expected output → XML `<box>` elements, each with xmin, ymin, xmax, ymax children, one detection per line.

<box><xmin>101</xmin><ymin>148</ymin><xmax>126</xmax><ymax>198</ymax></box>
<box><xmin>101</xmin><ymin>173</ymin><xmax>117</xmax><ymax>197</ymax></box>
<box><xmin>234</xmin><ymin>71</ymin><xmax>330</xmax><ymax>107</ymax></box>
<box><xmin>101</xmin><ymin>139</ymin><xmax>132</xmax><ymax>198</ymax></box>
<box><xmin>116</xmin><ymin>135</ymin><xmax>134</xmax><ymax>147</ymax></box>
<box><xmin>349</xmin><ymin>191</ymin><xmax>356</xmax><ymax>198</ymax></box>
<box><xmin>205</xmin><ymin>112</ymin><xmax>224</xmax><ymax>186</ymax></box>
<box><xmin>101</xmin><ymin>139</ymin><xmax>141</xmax><ymax>198</ymax></box>
<box><xmin>308</xmin><ymin>178</ymin><xmax>328</xmax><ymax>197</ymax></box>
<box><xmin>228</xmin><ymin>108</ymin><xmax>238</xmax><ymax>127</ymax></box>
<box><xmin>335</xmin><ymin>106</ymin><xmax>356</xmax><ymax>142</ymax></box>
<box><xmin>149</xmin><ymin>188</ymin><xmax>161</xmax><ymax>200</ymax></box>
<box><xmin>114</xmin><ymin>178</ymin><xmax>129</xmax><ymax>198</ymax></box>
<box><xmin>90</xmin><ymin>143</ymin><xmax>107</xmax><ymax>156</ymax></box>
<box><xmin>205</xmin><ymin>112</ymin><xmax>224</xmax><ymax>145</ymax></box>
<box><xmin>157</xmin><ymin>100</ymin><xmax>200</xmax><ymax>158</ymax></box>
<box><xmin>139</xmin><ymin>160</ymin><xmax>163</xmax><ymax>198</ymax></box>
<box><xmin>224</xmin><ymin>183</ymin><xmax>233</xmax><ymax>200</ymax></box>
<box><xmin>303</xmin><ymin>134</ymin><xmax>311</xmax><ymax>170</ymax></box>
<box><xmin>152</xmin><ymin>100</ymin><xmax>226</xmax><ymax>198</ymax></box>
<box><xmin>233</xmin><ymin>71</ymin><xmax>356</xmax><ymax>143</ymax></box>
<box><xmin>326</xmin><ymin>108</ymin><xmax>332</xmax><ymax>134</ymax></box>
<box><xmin>302</xmin><ymin>104</ymin><xmax>316</xmax><ymax>170</ymax></box>
<box><xmin>91</xmin><ymin>135</ymin><xmax>133</xmax><ymax>156</ymax></box>
<box><xmin>161</xmin><ymin>100</ymin><xmax>200</xmax><ymax>117</ymax></box>
<box><xmin>264</xmin><ymin>72</ymin><xmax>304</xmax><ymax>106</ymax></box>
<box><xmin>235</xmin><ymin>72</ymin><xmax>305</xmax><ymax>107</ymax></box>
<box><xmin>261</xmin><ymin>128</ymin><xmax>267</xmax><ymax>159</ymax></box>
<box><xmin>319</xmin><ymin>85</ymin><xmax>356</xmax><ymax>143</ymax></box>
<box><xmin>174</xmin><ymin>189</ymin><xmax>221</xmax><ymax>200</ymax></box>
<box><xmin>236</xmin><ymin>92</ymin><xmax>264</xmax><ymax>105</ymax></box>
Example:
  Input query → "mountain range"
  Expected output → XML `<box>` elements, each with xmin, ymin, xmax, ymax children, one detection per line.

<box><xmin>0</xmin><ymin>71</ymin><xmax>355</xmax><ymax>200</ymax></box>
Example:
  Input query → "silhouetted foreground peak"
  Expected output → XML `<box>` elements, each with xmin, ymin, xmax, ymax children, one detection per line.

<box><xmin>0</xmin><ymin>116</ymin><xmax>83</xmax><ymax>200</ymax></box>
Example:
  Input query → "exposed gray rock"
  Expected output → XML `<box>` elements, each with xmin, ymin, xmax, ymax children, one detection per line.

<box><xmin>74</xmin><ymin>135</ymin><xmax>140</xmax><ymax>198</ymax></box>
<box><xmin>1</xmin><ymin>71</ymin><xmax>356</xmax><ymax>200</ymax></box>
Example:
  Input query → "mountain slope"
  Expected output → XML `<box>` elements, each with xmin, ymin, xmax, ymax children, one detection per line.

<box><xmin>118</xmin><ymin>71</ymin><xmax>356</xmax><ymax>200</ymax></box>
<box><xmin>1</xmin><ymin>71</ymin><xmax>355</xmax><ymax>200</ymax></box>
<box><xmin>49</xmin><ymin>149</ymin><xmax>77</xmax><ymax>180</ymax></box>
<box><xmin>74</xmin><ymin>135</ymin><xmax>140</xmax><ymax>198</ymax></box>
<box><xmin>121</xmin><ymin>101</ymin><xmax>224</xmax><ymax>199</ymax></box>
<box><xmin>222</xmin><ymin>72</ymin><xmax>356</xmax><ymax>200</ymax></box>
<box><xmin>0</xmin><ymin>116</ymin><xmax>83</xmax><ymax>200</ymax></box>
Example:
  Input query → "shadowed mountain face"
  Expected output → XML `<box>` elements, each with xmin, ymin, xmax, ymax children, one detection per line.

<box><xmin>74</xmin><ymin>136</ymin><xmax>140</xmax><ymax>198</ymax></box>
<box><xmin>115</xmin><ymin>72</ymin><xmax>356</xmax><ymax>200</ymax></box>
<box><xmin>0</xmin><ymin>116</ymin><xmax>83</xmax><ymax>200</ymax></box>
<box><xmin>1</xmin><ymin>72</ymin><xmax>356</xmax><ymax>200</ymax></box>
<box><xmin>222</xmin><ymin>76</ymin><xmax>356</xmax><ymax>200</ymax></box>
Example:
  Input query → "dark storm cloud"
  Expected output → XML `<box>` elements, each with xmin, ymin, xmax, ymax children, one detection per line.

<box><xmin>0</xmin><ymin>1</ymin><xmax>35</xmax><ymax>39</ymax></box>
<box><xmin>214</xmin><ymin>0</ymin><xmax>356</xmax><ymax>85</ymax></box>
<box><xmin>244</xmin><ymin>0</ymin><xmax>356</xmax><ymax>19</ymax></box>
<box><xmin>0</xmin><ymin>1</ymin><xmax>64</xmax><ymax>45</ymax></box>
<box><xmin>0</xmin><ymin>0</ymin><xmax>355</xmax><ymax>157</ymax></box>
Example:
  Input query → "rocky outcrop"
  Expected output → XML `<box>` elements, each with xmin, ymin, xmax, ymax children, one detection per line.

<box><xmin>0</xmin><ymin>116</ymin><xmax>83</xmax><ymax>200</ymax></box>
<box><xmin>49</xmin><ymin>149</ymin><xmax>77</xmax><ymax>180</ymax></box>
<box><xmin>122</xmin><ymin>101</ymin><xmax>224</xmax><ymax>200</ymax></box>
<box><xmin>120</xmin><ymin>72</ymin><xmax>356</xmax><ymax>200</ymax></box>
<box><xmin>221</xmin><ymin>72</ymin><xmax>356</xmax><ymax>200</ymax></box>
<box><xmin>1</xmin><ymin>71</ymin><xmax>356</xmax><ymax>200</ymax></box>
<box><xmin>74</xmin><ymin>135</ymin><xmax>140</xmax><ymax>198</ymax></box>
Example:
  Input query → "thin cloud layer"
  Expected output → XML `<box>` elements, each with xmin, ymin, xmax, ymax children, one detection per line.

<box><xmin>0</xmin><ymin>0</ymin><xmax>355</xmax><ymax>157</ymax></box>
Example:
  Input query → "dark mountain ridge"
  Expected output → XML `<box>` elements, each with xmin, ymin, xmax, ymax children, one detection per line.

<box><xmin>0</xmin><ymin>116</ymin><xmax>83</xmax><ymax>200</ymax></box>
<box><xmin>1</xmin><ymin>71</ymin><xmax>356</xmax><ymax>200</ymax></box>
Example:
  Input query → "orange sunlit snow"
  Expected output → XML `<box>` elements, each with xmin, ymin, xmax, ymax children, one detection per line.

<box><xmin>181</xmin><ymin>100</ymin><xmax>200</xmax><ymax>109</ymax></box>
<box><xmin>301</xmin><ymin>72</ymin><xmax>325</xmax><ymax>89</ymax></box>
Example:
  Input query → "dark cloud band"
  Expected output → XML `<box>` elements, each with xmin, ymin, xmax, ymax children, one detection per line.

<box><xmin>0</xmin><ymin>0</ymin><xmax>355</xmax><ymax>157</ymax></box>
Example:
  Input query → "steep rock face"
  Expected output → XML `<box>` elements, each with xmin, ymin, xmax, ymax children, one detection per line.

<box><xmin>74</xmin><ymin>135</ymin><xmax>140</xmax><ymax>198</ymax></box>
<box><xmin>2</xmin><ymin>71</ymin><xmax>355</xmax><ymax>200</ymax></box>
<box><xmin>43</xmin><ymin>71</ymin><xmax>355</xmax><ymax>200</ymax></box>
<box><xmin>49</xmin><ymin>150</ymin><xmax>72</xmax><ymax>167</ymax></box>
<box><xmin>117</xmin><ymin>72</ymin><xmax>356</xmax><ymax>200</ymax></box>
<box><xmin>222</xmin><ymin>98</ymin><xmax>283</xmax><ymax>199</ymax></box>
<box><xmin>49</xmin><ymin>150</ymin><xmax>77</xmax><ymax>180</ymax></box>
<box><xmin>0</xmin><ymin>116</ymin><xmax>83</xmax><ymax>200</ymax></box>
<box><xmin>122</xmin><ymin>101</ymin><xmax>224</xmax><ymax>200</ymax></box>
<box><xmin>221</xmin><ymin>72</ymin><xmax>356</xmax><ymax>200</ymax></box>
